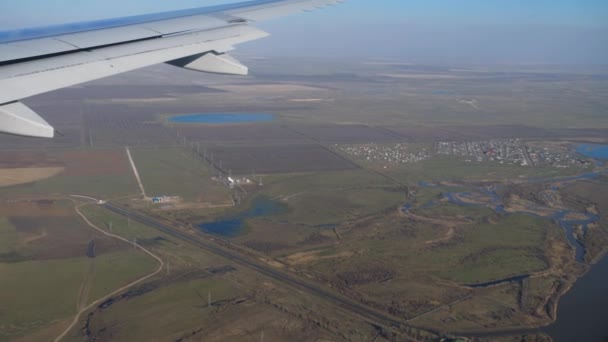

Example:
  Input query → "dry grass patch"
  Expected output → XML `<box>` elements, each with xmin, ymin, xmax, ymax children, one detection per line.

<box><xmin>0</xmin><ymin>167</ymin><xmax>64</xmax><ymax>187</ymax></box>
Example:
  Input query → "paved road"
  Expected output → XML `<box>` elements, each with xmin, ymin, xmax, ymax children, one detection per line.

<box><xmin>101</xmin><ymin>202</ymin><xmax>435</xmax><ymax>336</ymax></box>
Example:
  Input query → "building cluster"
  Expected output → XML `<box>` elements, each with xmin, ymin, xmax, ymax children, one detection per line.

<box><xmin>528</xmin><ymin>147</ymin><xmax>591</xmax><ymax>169</ymax></box>
<box><xmin>213</xmin><ymin>175</ymin><xmax>255</xmax><ymax>188</ymax></box>
<box><xmin>151</xmin><ymin>195</ymin><xmax>180</xmax><ymax>204</ymax></box>
<box><xmin>436</xmin><ymin>139</ymin><xmax>590</xmax><ymax>168</ymax></box>
<box><xmin>436</xmin><ymin>139</ymin><xmax>529</xmax><ymax>165</ymax></box>
<box><xmin>338</xmin><ymin>143</ymin><xmax>431</xmax><ymax>165</ymax></box>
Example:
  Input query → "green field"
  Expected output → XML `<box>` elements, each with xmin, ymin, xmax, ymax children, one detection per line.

<box><xmin>130</xmin><ymin>147</ymin><xmax>230</xmax><ymax>202</ymax></box>
<box><xmin>0</xmin><ymin>250</ymin><xmax>158</xmax><ymax>341</ymax></box>
<box><xmin>299</xmin><ymin>211</ymin><xmax>551</xmax><ymax>280</ymax></box>
<box><xmin>0</xmin><ymin>199</ymin><xmax>234</xmax><ymax>341</ymax></box>
<box><xmin>0</xmin><ymin>218</ymin><xmax>18</xmax><ymax>256</ymax></box>
<box><xmin>413</xmin><ymin>201</ymin><xmax>495</xmax><ymax>219</ymax></box>
<box><xmin>1</xmin><ymin>59</ymin><xmax>606</xmax><ymax>338</ymax></box>
<box><xmin>417</xmin><ymin>214</ymin><xmax>550</xmax><ymax>283</ymax></box>
<box><xmin>277</xmin><ymin>187</ymin><xmax>405</xmax><ymax>226</ymax></box>
<box><xmin>0</xmin><ymin>202</ymin><xmax>160</xmax><ymax>341</ymax></box>
<box><xmin>80</xmin><ymin>204</ymin><xmax>228</xmax><ymax>270</ymax></box>
<box><xmin>261</xmin><ymin>169</ymin><xmax>395</xmax><ymax>196</ymax></box>
<box><xmin>1</xmin><ymin>173</ymin><xmax>138</xmax><ymax>199</ymax></box>
<box><xmin>81</xmin><ymin>205</ymin><xmax>162</xmax><ymax>241</ymax></box>
<box><xmin>0</xmin><ymin>257</ymin><xmax>89</xmax><ymax>340</ymax></box>
<box><xmin>387</xmin><ymin>155</ymin><xmax>585</xmax><ymax>183</ymax></box>
<box><xmin>64</xmin><ymin>278</ymin><xmax>238</xmax><ymax>342</ymax></box>
<box><xmin>87</xmin><ymin>250</ymin><xmax>159</xmax><ymax>304</ymax></box>
<box><xmin>0</xmin><ymin>148</ymin><xmax>139</xmax><ymax>199</ymax></box>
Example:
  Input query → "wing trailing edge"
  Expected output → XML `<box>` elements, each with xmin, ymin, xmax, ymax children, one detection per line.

<box><xmin>0</xmin><ymin>102</ymin><xmax>54</xmax><ymax>138</ymax></box>
<box><xmin>168</xmin><ymin>52</ymin><xmax>248</xmax><ymax>76</ymax></box>
<box><xmin>0</xmin><ymin>0</ymin><xmax>345</xmax><ymax>138</ymax></box>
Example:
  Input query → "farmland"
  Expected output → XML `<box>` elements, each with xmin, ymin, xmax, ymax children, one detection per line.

<box><xmin>0</xmin><ymin>150</ymin><xmax>137</xmax><ymax>198</ymax></box>
<box><xmin>176</xmin><ymin>124</ymin><xmax>306</xmax><ymax>145</ymax></box>
<box><xmin>289</xmin><ymin>124</ymin><xmax>402</xmax><ymax>143</ymax></box>
<box><xmin>129</xmin><ymin>147</ymin><xmax>230</xmax><ymax>203</ymax></box>
<box><xmin>0</xmin><ymin>200</ymin><xmax>158</xmax><ymax>341</ymax></box>
<box><xmin>85</xmin><ymin>105</ymin><xmax>178</xmax><ymax>147</ymax></box>
<box><xmin>0</xmin><ymin>167</ymin><xmax>64</xmax><ymax>187</ymax></box>
<box><xmin>204</xmin><ymin>144</ymin><xmax>359</xmax><ymax>175</ymax></box>
<box><xmin>57</xmin><ymin>205</ymin><xmax>387</xmax><ymax>342</ymax></box>
<box><xmin>0</xmin><ymin>59</ymin><xmax>606</xmax><ymax>340</ymax></box>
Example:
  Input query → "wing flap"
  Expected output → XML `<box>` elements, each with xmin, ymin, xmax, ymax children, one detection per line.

<box><xmin>0</xmin><ymin>102</ymin><xmax>54</xmax><ymax>138</ymax></box>
<box><xmin>0</xmin><ymin>0</ymin><xmax>344</xmax><ymax>138</ymax></box>
<box><xmin>0</xmin><ymin>24</ymin><xmax>268</xmax><ymax>105</ymax></box>
<box><xmin>1</xmin><ymin>38</ymin><xmax>77</xmax><ymax>62</ymax></box>
<box><xmin>141</xmin><ymin>15</ymin><xmax>228</xmax><ymax>35</ymax></box>
<box><xmin>58</xmin><ymin>26</ymin><xmax>160</xmax><ymax>49</ymax></box>
<box><xmin>0</xmin><ymin>0</ymin><xmax>344</xmax><ymax>63</ymax></box>
<box><xmin>168</xmin><ymin>52</ymin><xmax>248</xmax><ymax>76</ymax></box>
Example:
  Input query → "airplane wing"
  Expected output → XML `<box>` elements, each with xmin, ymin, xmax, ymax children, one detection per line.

<box><xmin>0</xmin><ymin>0</ymin><xmax>343</xmax><ymax>138</ymax></box>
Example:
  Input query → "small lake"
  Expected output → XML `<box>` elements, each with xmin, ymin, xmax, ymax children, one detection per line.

<box><xmin>169</xmin><ymin>113</ymin><xmax>275</xmax><ymax>124</ymax></box>
<box><xmin>577</xmin><ymin>144</ymin><xmax>608</xmax><ymax>160</ymax></box>
<box><xmin>198</xmin><ymin>197</ymin><xmax>285</xmax><ymax>237</ymax></box>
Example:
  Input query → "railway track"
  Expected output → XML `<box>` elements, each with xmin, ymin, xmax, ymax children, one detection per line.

<box><xmin>101</xmin><ymin>202</ymin><xmax>432</xmax><ymax>336</ymax></box>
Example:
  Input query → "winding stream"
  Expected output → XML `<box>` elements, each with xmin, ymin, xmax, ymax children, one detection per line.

<box><xmin>410</xmin><ymin>144</ymin><xmax>607</xmax><ymax>339</ymax></box>
<box><xmin>411</xmin><ymin>171</ymin><xmax>602</xmax><ymax>263</ymax></box>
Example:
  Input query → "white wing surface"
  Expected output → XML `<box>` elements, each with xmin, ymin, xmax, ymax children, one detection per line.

<box><xmin>0</xmin><ymin>0</ymin><xmax>343</xmax><ymax>138</ymax></box>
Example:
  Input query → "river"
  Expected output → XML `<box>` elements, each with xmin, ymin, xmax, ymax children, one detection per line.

<box><xmin>543</xmin><ymin>255</ymin><xmax>608</xmax><ymax>341</ymax></box>
<box><xmin>414</xmin><ymin>174</ymin><xmax>600</xmax><ymax>263</ymax></box>
<box><xmin>411</xmin><ymin>145</ymin><xmax>608</xmax><ymax>340</ymax></box>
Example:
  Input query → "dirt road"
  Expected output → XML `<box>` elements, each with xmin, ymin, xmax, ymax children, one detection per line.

<box><xmin>54</xmin><ymin>203</ymin><xmax>164</xmax><ymax>342</ymax></box>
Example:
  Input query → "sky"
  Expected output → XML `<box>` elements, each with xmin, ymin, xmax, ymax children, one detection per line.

<box><xmin>1</xmin><ymin>0</ymin><xmax>607</xmax><ymax>65</ymax></box>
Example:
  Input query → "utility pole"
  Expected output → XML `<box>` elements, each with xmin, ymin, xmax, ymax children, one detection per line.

<box><xmin>208</xmin><ymin>292</ymin><xmax>211</xmax><ymax>308</ymax></box>
<box><xmin>109</xmin><ymin>221</ymin><xmax>113</xmax><ymax>233</ymax></box>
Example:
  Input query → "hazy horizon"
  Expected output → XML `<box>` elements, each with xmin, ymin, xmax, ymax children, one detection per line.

<box><xmin>1</xmin><ymin>0</ymin><xmax>607</xmax><ymax>65</ymax></box>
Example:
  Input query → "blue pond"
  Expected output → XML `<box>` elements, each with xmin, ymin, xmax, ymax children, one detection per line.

<box><xmin>576</xmin><ymin>144</ymin><xmax>608</xmax><ymax>160</ymax></box>
<box><xmin>169</xmin><ymin>113</ymin><xmax>274</xmax><ymax>124</ymax></box>
<box><xmin>199</xmin><ymin>198</ymin><xmax>285</xmax><ymax>237</ymax></box>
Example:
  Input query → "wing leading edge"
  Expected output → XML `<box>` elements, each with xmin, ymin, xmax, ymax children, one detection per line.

<box><xmin>0</xmin><ymin>0</ymin><xmax>344</xmax><ymax>138</ymax></box>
